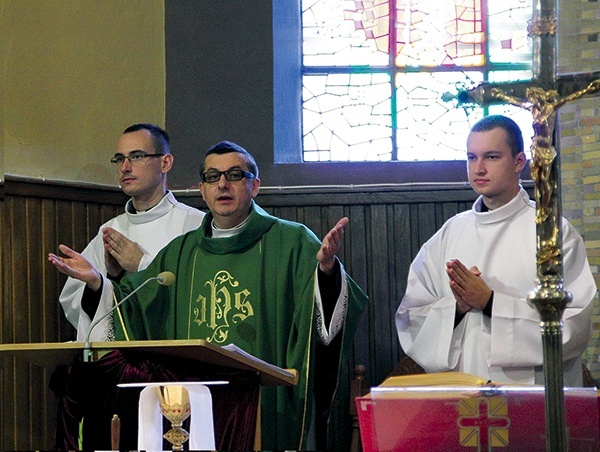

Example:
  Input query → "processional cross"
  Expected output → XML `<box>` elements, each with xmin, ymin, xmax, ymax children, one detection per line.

<box><xmin>451</xmin><ymin>0</ymin><xmax>600</xmax><ymax>450</ymax></box>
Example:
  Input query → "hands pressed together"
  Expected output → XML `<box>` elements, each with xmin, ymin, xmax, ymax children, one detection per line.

<box><xmin>102</xmin><ymin>227</ymin><xmax>144</xmax><ymax>276</ymax></box>
<box><xmin>446</xmin><ymin>258</ymin><xmax>492</xmax><ymax>314</ymax></box>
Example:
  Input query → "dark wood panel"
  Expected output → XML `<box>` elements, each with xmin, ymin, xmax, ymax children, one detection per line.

<box><xmin>42</xmin><ymin>201</ymin><xmax>61</xmax><ymax>342</ymax></box>
<box><xmin>5</xmin><ymin>175</ymin><xmax>127</xmax><ymax>205</ymax></box>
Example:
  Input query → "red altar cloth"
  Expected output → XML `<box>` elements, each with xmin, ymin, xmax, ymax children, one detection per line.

<box><xmin>356</xmin><ymin>386</ymin><xmax>599</xmax><ymax>451</ymax></box>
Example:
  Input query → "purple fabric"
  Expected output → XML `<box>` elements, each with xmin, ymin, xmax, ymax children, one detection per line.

<box><xmin>50</xmin><ymin>350</ymin><xmax>260</xmax><ymax>451</ymax></box>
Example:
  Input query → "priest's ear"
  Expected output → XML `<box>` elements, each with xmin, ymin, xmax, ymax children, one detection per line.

<box><xmin>514</xmin><ymin>151</ymin><xmax>527</xmax><ymax>173</ymax></box>
<box><xmin>160</xmin><ymin>153</ymin><xmax>174</xmax><ymax>174</ymax></box>
<box><xmin>251</xmin><ymin>176</ymin><xmax>261</xmax><ymax>198</ymax></box>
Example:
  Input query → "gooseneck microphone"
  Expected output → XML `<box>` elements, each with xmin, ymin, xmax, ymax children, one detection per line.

<box><xmin>82</xmin><ymin>271</ymin><xmax>176</xmax><ymax>362</ymax></box>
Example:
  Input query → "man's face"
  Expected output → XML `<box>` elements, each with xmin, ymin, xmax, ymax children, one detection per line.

<box><xmin>466</xmin><ymin>127</ymin><xmax>526</xmax><ymax>209</ymax></box>
<box><xmin>114</xmin><ymin>129</ymin><xmax>172</xmax><ymax>202</ymax></box>
<box><xmin>199</xmin><ymin>152</ymin><xmax>260</xmax><ymax>229</ymax></box>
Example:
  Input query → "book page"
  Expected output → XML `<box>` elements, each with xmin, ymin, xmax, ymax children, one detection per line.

<box><xmin>221</xmin><ymin>343</ymin><xmax>295</xmax><ymax>379</ymax></box>
<box><xmin>380</xmin><ymin>372</ymin><xmax>488</xmax><ymax>388</ymax></box>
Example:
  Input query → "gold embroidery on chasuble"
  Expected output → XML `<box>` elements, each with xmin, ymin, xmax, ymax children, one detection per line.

<box><xmin>188</xmin><ymin>252</ymin><xmax>255</xmax><ymax>344</ymax></box>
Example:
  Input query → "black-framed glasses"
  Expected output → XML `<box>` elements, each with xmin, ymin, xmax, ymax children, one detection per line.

<box><xmin>201</xmin><ymin>169</ymin><xmax>256</xmax><ymax>183</ymax></box>
<box><xmin>110</xmin><ymin>150</ymin><xmax>165</xmax><ymax>166</ymax></box>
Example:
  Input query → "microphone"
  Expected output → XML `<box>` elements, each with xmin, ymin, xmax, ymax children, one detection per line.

<box><xmin>83</xmin><ymin>271</ymin><xmax>176</xmax><ymax>362</ymax></box>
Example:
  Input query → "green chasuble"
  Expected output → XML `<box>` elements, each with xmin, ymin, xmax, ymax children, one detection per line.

<box><xmin>113</xmin><ymin>203</ymin><xmax>367</xmax><ymax>450</ymax></box>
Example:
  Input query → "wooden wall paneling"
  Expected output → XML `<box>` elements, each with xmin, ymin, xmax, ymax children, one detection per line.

<box><xmin>302</xmin><ymin>205</ymin><xmax>326</xmax><ymax>240</ymax></box>
<box><xmin>26</xmin><ymin>197</ymin><xmax>43</xmax><ymax>343</ymax></box>
<box><xmin>41</xmin><ymin>199</ymin><xmax>61</xmax><ymax>447</ymax></box>
<box><xmin>8</xmin><ymin>196</ymin><xmax>29</xmax><ymax>344</ymax></box>
<box><xmin>390</xmin><ymin>203</ymin><xmax>413</xmax><ymax>365</ymax></box>
<box><xmin>24</xmin><ymin>197</ymin><xmax>52</xmax><ymax>450</ymax></box>
<box><xmin>6</xmin><ymin>197</ymin><xmax>30</xmax><ymax>450</ymax></box>
<box><xmin>3</xmin><ymin>359</ymin><xmax>18</xmax><ymax>451</ymax></box>
<box><xmin>71</xmin><ymin>201</ymin><xmax>90</xmax><ymax>254</ymax></box>
<box><xmin>346</xmin><ymin>205</ymin><xmax>370</xmax><ymax>374</ymax></box>
<box><xmin>441</xmin><ymin>200</ymin><xmax>470</xmax><ymax>223</ymax></box>
<box><xmin>386</xmin><ymin>203</ymin><xmax>403</xmax><ymax>379</ymax></box>
<box><xmin>408</xmin><ymin>203</ymin><xmax>422</xmax><ymax>258</ymax></box>
<box><xmin>0</xmin><ymin>192</ymin><xmax>13</xmax><ymax>452</ymax></box>
<box><xmin>274</xmin><ymin>206</ymin><xmax>300</xmax><ymax>224</ymax></box>
<box><xmin>55</xmin><ymin>200</ymin><xmax>78</xmax><ymax>341</ymax></box>
<box><xmin>99</xmin><ymin>203</ymin><xmax>125</xmax><ymax>236</ymax></box>
<box><xmin>366</xmin><ymin>204</ymin><xmax>395</xmax><ymax>386</ymax></box>
<box><xmin>1</xmin><ymin>182</ymin><xmax>127</xmax><ymax>451</ymax></box>
<box><xmin>28</xmin><ymin>364</ymin><xmax>47</xmax><ymax>449</ymax></box>
<box><xmin>42</xmin><ymin>200</ymin><xmax>59</xmax><ymax>342</ymax></box>
<box><xmin>87</xmin><ymin>202</ymin><xmax>102</xmax><ymax>243</ymax></box>
<box><xmin>15</xmin><ymin>359</ymin><xmax>31</xmax><ymax>452</ymax></box>
<box><xmin>416</xmin><ymin>203</ymin><xmax>438</xmax><ymax>247</ymax></box>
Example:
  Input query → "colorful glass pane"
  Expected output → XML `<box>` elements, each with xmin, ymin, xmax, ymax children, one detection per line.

<box><xmin>303</xmin><ymin>0</ymin><xmax>389</xmax><ymax>66</ymax></box>
<box><xmin>396</xmin><ymin>72</ymin><xmax>484</xmax><ymax>160</ymax></box>
<box><xmin>300</xmin><ymin>0</ymin><xmax>534</xmax><ymax>162</ymax></box>
<box><xmin>487</xmin><ymin>1</ymin><xmax>533</xmax><ymax>64</ymax></box>
<box><xmin>396</xmin><ymin>0</ymin><xmax>485</xmax><ymax>67</ymax></box>
<box><xmin>303</xmin><ymin>73</ymin><xmax>392</xmax><ymax>161</ymax></box>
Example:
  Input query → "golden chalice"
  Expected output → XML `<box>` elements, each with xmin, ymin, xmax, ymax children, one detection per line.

<box><xmin>157</xmin><ymin>385</ymin><xmax>191</xmax><ymax>451</ymax></box>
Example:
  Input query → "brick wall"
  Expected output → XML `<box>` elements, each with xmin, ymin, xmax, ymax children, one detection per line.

<box><xmin>558</xmin><ymin>0</ymin><xmax>600</xmax><ymax>383</ymax></box>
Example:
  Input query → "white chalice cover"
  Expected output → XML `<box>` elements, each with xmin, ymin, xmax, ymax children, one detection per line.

<box><xmin>137</xmin><ymin>384</ymin><xmax>215</xmax><ymax>451</ymax></box>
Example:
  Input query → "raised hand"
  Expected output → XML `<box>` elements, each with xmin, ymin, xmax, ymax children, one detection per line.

<box><xmin>317</xmin><ymin>217</ymin><xmax>349</xmax><ymax>274</ymax></box>
<box><xmin>48</xmin><ymin>244</ymin><xmax>102</xmax><ymax>291</ymax></box>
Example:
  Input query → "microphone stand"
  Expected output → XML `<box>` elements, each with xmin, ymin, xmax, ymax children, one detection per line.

<box><xmin>82</xmin><ymin>276</ymin><xmax>160</xmax><ymax>362</ymax></box>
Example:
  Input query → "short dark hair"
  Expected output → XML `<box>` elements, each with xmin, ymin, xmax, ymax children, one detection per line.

<box><xmin>470</xmin><ymin>115</ymin><xmax>524</xmax><ymax>156</ymax></box>
<box><xmin>200</xmin><ymin>141</ymin><xmax>259</xmax><ymax>177</ymax></box>
<box><xmin>123</xmin><ymin>123</ymin><xmax>170</xmax><ymax>154</ymax></box>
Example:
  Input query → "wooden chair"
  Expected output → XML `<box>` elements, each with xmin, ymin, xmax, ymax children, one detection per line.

<box><xmin>349</xmin><ymin>365</ymin><xmax>368</xmax><ymax>452</ymax></box>
<box><xmin>582</xmin><ymin>361</ymin><xmax>597</xmax><ymax>388</ymax></box>
<box><xmin>388</xmin><ymin>355</ymin><xmax>426</xmax><ymax>378</ymax></box>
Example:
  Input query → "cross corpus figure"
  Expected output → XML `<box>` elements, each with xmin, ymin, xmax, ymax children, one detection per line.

<box><xmin>453</xmin><ymin>0</ymin><xmax>600</xmax><ymax>450</ymax></box>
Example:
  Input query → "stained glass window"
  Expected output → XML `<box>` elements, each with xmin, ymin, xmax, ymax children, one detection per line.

<box><xmin>301</xmin><ymin>0</ymin><xmax>534</xmax><ymax>162</ymax></box>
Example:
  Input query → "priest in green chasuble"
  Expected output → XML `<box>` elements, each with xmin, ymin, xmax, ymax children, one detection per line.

<box><xmin>49</xmin><ymin>141</ymin><xmax>368</xmax><ymax>451</ymax></box>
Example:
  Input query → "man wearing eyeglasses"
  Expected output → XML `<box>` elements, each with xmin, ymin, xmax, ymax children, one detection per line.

<box><xmin>57</xmin><ymin>123</ymin><xmax>205</xmax><ymax>342</ymax></box>
<box><xmin>49</xmin><ymin>140</ymin><xmax>367</xmax><ymax>451</ymax></box>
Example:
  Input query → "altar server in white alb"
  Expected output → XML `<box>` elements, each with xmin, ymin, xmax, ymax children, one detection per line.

<box><xmin>396</xmin><ymin>115</ymin><xmax>596</xmax><ymax>386</ymax></box>
<box><xmin>58</xmin><ymin>123</ymin><xmax>205</xmax><ymax>341</ymax></box>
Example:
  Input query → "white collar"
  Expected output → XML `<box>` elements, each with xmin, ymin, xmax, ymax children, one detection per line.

<box><xmin>473</xmin><ymin>187</ymin><xmax>533</xmax><ymax>225</ymax></box>
<box><xmin>124</xmin><ymin>191</ymin><xmax>176</xmax><ymax>224</ymax></box>
<box><xmin>211</xmin><ymin>215</ymin><xmax>250</xmax><ymax>238</ymax></box>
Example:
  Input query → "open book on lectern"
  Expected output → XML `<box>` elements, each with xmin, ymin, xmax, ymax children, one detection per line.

<box><xmin>220</xmin><ymin>343</ymin><xmax>295</xmax><ymax>380</ymax></box>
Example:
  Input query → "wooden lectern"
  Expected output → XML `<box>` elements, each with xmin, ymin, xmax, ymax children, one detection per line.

<box><xmin>0</xmin><ymin>339</ymin><xmax>297</xmax><ymax>450</ymax></box>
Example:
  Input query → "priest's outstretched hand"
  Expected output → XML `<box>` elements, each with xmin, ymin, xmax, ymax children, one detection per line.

<box><xmin>317</xmin><ymin>217</ymin><xmax>349</xmax><ymax>275</ymax></box>
<box><xmin>48</xmin><ymin>244</ymin><xmax>102</xmax><ymax>291</ymax></box>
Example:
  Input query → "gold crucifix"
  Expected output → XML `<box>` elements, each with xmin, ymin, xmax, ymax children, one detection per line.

<box><xmin>451</xmin><ymin>0</ymin><xmax>600</xmax><ymax>450</ymax></box>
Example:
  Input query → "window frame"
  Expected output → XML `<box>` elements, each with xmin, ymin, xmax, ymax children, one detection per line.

<box><xmin>273</xmin><ymin>0</ymin><xmax>532</xmax><ymax>184</ymax></box>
